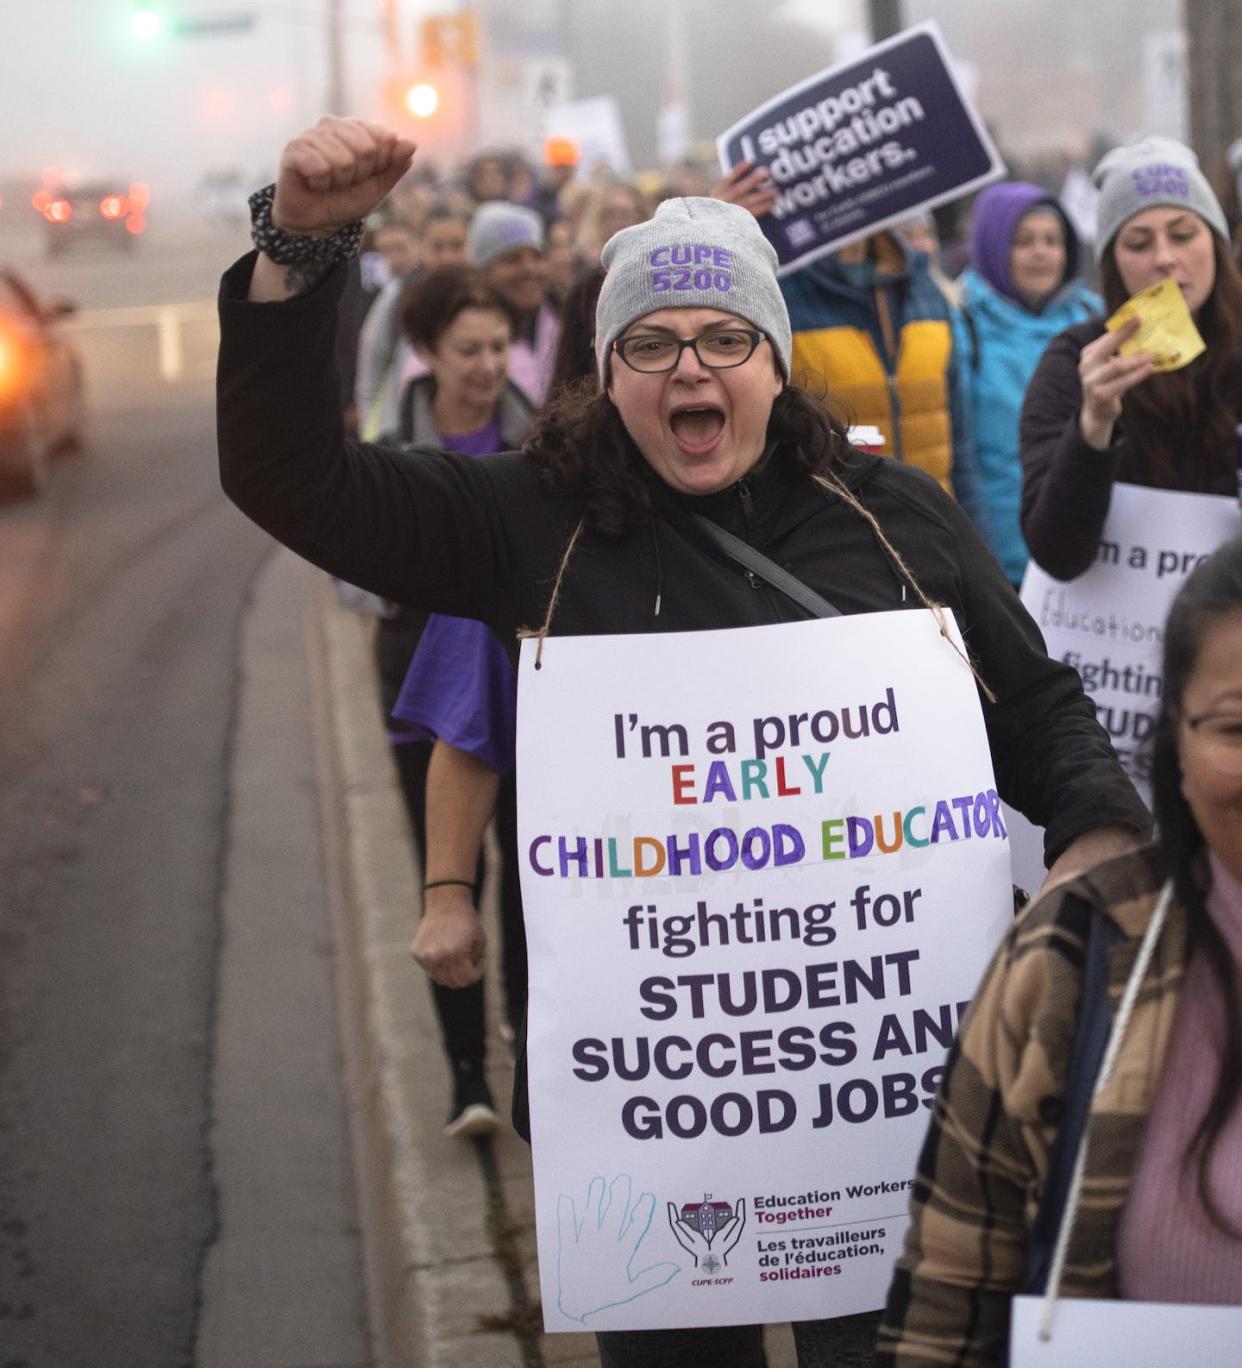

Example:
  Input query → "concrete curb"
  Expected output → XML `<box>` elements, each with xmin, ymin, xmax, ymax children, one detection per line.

<box><xmin>304</xmin><ymin>568</ymin><xmax>789</xmax><ymax>1368</ymax></box>
<box><xmin>306</xmin><ymin>573</ymin><xmax>526</xmax><ymax>1368</ymax></box>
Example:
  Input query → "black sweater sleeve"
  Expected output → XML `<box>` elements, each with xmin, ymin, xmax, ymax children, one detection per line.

<box><xmin>881</xmin><ymin>469</ymin><xmax>1151</xmax><ymax>863</ymax></box>
<box><xmin>216</xmin><ymin>252</ymin><xmax>550</xmax><ymax>622</ymax></box>
<box><xmin>219</xmin><ymin>254</ymin><xmax>1150</xmax><ymax>864</ymax></box>
<box><xmin>1019</xmin><ymin>321</ymin><xmax>1125</xmax><ymax>581</ymax></box>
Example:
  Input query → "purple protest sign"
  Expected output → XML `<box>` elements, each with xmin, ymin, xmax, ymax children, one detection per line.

<box><xmin>717</xmin><ymin>22</ymin><xmax>1004</xmax><ymax>275</ymax></box>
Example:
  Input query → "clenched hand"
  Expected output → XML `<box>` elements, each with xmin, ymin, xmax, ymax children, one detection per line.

<box><xmin>272</xmin><ymin>116</ymin><xmax>417</xmax><ymax>236</ymax></box>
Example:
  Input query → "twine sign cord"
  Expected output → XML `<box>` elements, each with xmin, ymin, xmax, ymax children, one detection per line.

<box><xmin>516</xmin><ymin>519</ymin><xmax>585</xmax><ymax>670</ymax></box>
<box><xmin>1036</xmin><ymin>879</ymin><xmax>1174</xmax><ymax>1342</ymax></box>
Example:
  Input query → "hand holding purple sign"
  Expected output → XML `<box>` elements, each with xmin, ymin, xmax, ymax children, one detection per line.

<box><xmin>716</xmin><ymin>22</ymin><xmax>1003</xmax><ymax>274</ymax></box>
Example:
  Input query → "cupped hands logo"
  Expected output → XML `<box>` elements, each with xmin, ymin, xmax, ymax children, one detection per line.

<box><xmin>667</xmin><ymin>1193</ymin><xmax>746</xmax><ymax>1268</ymax></box>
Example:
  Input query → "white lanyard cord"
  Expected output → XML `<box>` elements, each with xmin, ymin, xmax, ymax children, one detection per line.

<box><xmin>1037</xmin><ymin>878</ymin><xmax>1175</xmax><ymax>1341</ymax></box>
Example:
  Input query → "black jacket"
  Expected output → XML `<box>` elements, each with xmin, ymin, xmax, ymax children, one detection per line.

<box><xmin>376</xmin><ymin>373</ymin><xmax>536</xmax><ymax>723</ymax></box>
<box><xmin>1019</xmin><ymin>318</ymin><xmax>1240</xmax><ymax>580</ymax></box>
<box><xmin>217</xmin><ymin>255</ymin><xmax>1149</xmax><ymax>864</ymax></box>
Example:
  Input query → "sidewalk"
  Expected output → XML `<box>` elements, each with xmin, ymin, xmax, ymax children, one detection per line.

<box><xmin>305</xmin><ymin>564</ymin><xmax>798</xmax><ymax>1368</ymax></box>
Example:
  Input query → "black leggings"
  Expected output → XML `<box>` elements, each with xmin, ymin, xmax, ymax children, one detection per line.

<box><xmin>594</xmin><ymin>1311</ymin><xmax>881</xmax><ymax>1367</ymax></box>
<box><xmin>389</xmin><ymin>738</ymin><xmax>527</xmax><ymax>1065</ymax></box>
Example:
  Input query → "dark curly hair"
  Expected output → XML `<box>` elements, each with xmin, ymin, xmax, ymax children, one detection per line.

<box><xmin>1150</xmin><ymin>533</ymin><xmax>1242</xmax><ymax>1238</ymax></box>
<box><xmin>526</xmin><ymin>383</ymin><xmax>852</xmax><ymax>538</ymax></box>
<box><xmin>546</xmin><ymin>265</ymin><xmax>606</xmax><ymax>401</ymax></box>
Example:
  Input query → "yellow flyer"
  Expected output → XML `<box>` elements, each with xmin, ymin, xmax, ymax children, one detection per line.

<box><xmin>1105</xmin><ymin>276</ymin><xmax>1205</xmax><ymax>372</ymax></box>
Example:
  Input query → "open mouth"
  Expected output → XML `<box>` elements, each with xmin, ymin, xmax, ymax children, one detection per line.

<box><xmin>669</xmin><ymin>405</ymin><xmax>725</xmax><ymax>452</ymax></box>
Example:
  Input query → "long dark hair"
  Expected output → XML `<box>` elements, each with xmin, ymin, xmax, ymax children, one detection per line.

<box><xmin>527</xmin><ymin>382</ymin><xmax>852</xmax><ymax>538</ymax></box>
<box><xmin>1100</xmin><ymin>233</ymin><xmax>1242</xmax><ymax>488</ymax></box>
<box><xmin>1151</xmin><ymin>533</ymin><xmax>1242</xmax><ymax>1236</ymax></box>
<box><xmin>545</xmin><ymin>265</ymin><xmax>606</xmax><ymax>401</ymax></box>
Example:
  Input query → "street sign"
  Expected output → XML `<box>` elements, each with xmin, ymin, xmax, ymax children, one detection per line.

<box><xmin>173</xmin><ymin>13</ymin><xmax>256</xmax><ymax>36</ymax></box>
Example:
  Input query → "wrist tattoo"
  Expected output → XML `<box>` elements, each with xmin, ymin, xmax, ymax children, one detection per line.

<box><xmin>282</xmin><ymin>258</ymin><xmax>335</xmax><ymax>295</ymax></box>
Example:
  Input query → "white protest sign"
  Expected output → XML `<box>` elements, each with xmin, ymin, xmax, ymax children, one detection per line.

<box><xmin>1010</xmin><ymin>1294</ymin><xmax>1242</xmax><ymax>1366</ymax></box>
<box><xmin>1007</xmin><ymin>485</ymin><xmax>1239</xmax><ymax>893</ymax></box>
<box><xmin>517</xmin><ymin>611</ymin><xmax>1013</xmax><ymax>1332</ymax></box>
<box><xmin>1143</xmin><ymin>30</ymin><xmax>1189</xmax><ymax>144</ymax></box>
<box><xmin>1059</xmin><ymin>164</ymin><xmax>1099</xmax><ymax>247</ymax></box>
<box><xmin>543</xmin><ymin>96</ymin><xmax>631</xmax><ymax>177</ymax></box>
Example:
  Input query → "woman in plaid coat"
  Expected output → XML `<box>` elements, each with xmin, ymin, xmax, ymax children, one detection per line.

<box><xmin>877</xmin><ymin>535</ymin><xmax>1242</xmax><ymax>1364</ymax></box>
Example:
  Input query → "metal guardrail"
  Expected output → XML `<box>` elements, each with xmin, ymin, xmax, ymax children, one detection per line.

<box><xmin>64</xmin><ymin>300</ymin><xmax>218</xmax><ymax>382</ymax></box>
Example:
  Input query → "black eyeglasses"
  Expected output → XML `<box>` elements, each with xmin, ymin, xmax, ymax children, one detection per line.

<box><xmin>612</xmin><ymin>328</ymin><xmax>764</xmax><ymax>374</ymax></box>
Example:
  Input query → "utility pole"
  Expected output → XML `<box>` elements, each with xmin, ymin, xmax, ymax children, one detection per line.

<box><xmin>1184</xmin><ymin>0</ymin><xmax>1242</xmax><ymax>184</ymax></box>
<box><xmin>379</xmin><ymin>0</ymin><xmax>401</xmax><ymax>64</ymax></box>
<box><xmin>326</xmin><ymin>0</ymin><xmax>345</xmax><ymax>114</ymax></box>
<box><xmin>659</xmin><ymin>0</ymin><xmax>692</xmax><ymax>165</ymax></box>
<box><xmin>868</xmin><ymin>0</ymin><xmax>903</xmax><ymax>42</ymax></box>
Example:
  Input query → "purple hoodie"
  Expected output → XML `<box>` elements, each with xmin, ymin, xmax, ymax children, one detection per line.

<box><xmin>969</xmin><ymin>181</ymin><xmax>1079</xmax><ymax>308</ymax></box>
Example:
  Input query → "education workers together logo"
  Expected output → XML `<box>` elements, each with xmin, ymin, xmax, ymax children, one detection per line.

<box><xmin>668</xmin><ymin>1193</ymin><xmax>747</xmax><ymax>1275</ymax></box>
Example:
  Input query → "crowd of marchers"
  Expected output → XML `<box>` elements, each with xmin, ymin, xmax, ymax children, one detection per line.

<box><xmin>216</xmin><ymin>115</ymin><xmax>1242</xmax><ymax>1368</ymax></box>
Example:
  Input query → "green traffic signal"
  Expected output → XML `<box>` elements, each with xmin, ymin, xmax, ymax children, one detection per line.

<box><xmin>130</xmin><ymin>5</ymin><xmax>164</xmax><ymax>40</ymax></box>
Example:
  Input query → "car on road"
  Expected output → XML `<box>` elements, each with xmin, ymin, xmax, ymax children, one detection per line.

<box><xmin>39</xmin><ymin>181</ymin><xmax>147</xmax><ymax>256</ymax></box>
<box><xmin>0</xmin><ymin>270</ymin><xmax>85</xmax><ymax>499</ymax></box>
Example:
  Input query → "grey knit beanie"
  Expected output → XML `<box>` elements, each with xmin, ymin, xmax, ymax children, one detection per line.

<box><xmin>595</xmin><ymin>197</ymin><xmax>791</xmax><ymax>382</ymax></box>
<box><xmin>1092</xmin><ymin>137</ymin><xmax>1228</xmax><ymax>262</ymax></box>
<box><xmin>467</xmin><ymin>202</ymin><xmax>545</xmax><ymax>269</ymax></box>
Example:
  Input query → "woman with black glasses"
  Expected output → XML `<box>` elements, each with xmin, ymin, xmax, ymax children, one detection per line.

<box><xmin>218</xmin><ymin>118</ymin><xmax>1151</xmax><ymax>1368</ymax></box>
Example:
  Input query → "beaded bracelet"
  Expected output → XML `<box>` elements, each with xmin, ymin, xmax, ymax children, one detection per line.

<box><xmin>248</xmin><ymin>183</ymin><xmax>364</xmax><ymax>267</ymax></box>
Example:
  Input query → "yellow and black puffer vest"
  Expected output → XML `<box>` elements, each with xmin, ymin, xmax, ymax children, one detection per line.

<box><xmin>782</xmin><ymin>246</ymin><xmax>957</xmax><ymax>494</ymax></box>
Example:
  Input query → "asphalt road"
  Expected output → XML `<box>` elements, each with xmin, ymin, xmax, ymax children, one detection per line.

<box><xmin>0</xmin><ymin>233</ymin><xmax>370</xmax><ymax>1366</ymax></box>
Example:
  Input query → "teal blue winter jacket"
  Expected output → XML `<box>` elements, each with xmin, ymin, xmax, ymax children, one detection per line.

<box><xmin>956</xmin><ymin>267</ymin><xmax>1101</xmax><ymax>584</ymax></box>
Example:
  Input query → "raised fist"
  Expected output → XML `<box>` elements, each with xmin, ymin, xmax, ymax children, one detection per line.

<box><xmin>271</xmin><ymin>116</ymin><xmax>417</xmax><ymax>236</ymax></box>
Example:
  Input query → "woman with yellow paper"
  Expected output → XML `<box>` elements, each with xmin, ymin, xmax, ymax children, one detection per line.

<box><xmin>1019</xmin><ymin>137</ymin><xmax>1242</xmax><ymax>581</ymax></box>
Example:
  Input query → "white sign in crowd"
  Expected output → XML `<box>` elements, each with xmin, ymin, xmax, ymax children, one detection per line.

<box><xmin>1007</xmin><ymin>484</ymin><xmax>1240</xmax><ymax>892</ymax></box>
<box><xmin>517</xmin><ymin>612</ymin><xmax>1012</xmax><ymax>1332</ymax></box>
<box><xmin>1009</xmin><ymin>1293</ymin><xmax>1242</xmax><ymax>1367</ymax></box>
<box><xmin>1021</xmin><ymin>484</ymin><xmax>1240</xmax><ymax>794</ymax></box>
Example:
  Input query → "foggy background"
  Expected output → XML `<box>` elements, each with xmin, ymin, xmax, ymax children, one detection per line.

<box><xmin>0</xmin><ymin>5</ymin><xmax>1231</xmax><ymax>1368</ymax></box>
<box><xmin>4</xmin><ymin>0</ymin><xmax>1185</xmax><ymax>211</ymax></box>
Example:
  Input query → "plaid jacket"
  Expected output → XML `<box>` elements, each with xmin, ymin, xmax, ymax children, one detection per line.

<box><xmin>876</xmin><ymin>846</ymin><xmax>1186</xmax><ymax>1366</ymax></box>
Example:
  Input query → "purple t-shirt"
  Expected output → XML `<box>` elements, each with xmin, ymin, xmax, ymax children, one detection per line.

<box><xmin>391</xmin><ymin>417</ymin><xmax>516</xmax><ymax>774</ymax></box>
<box><xmin>394</xmin><ymin>615</ymin><xmax>517</xmax><ymax>774</ymax></box>
<box><xmin>436</xmin><ymin>417</ymin><xmax>502</xmax><ymax>458</ymax></box>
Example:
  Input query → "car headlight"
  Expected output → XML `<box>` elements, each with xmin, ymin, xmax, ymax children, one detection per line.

<box><xmin>0</xmin><ymin>331</ymin><xmax>29</xmax><ymax>400</ymax></box>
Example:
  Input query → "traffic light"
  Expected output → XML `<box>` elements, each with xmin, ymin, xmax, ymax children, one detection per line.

<box><xmin>403</xmin><ymin>80</ymin><xmax>440</xmax><ymax>119</ymax></box>
<box><xmin>385</xmin><ymin>11</ymin><xmax>478</xmax><ymax>150</ymax></box>
<box><xmin>385</xmin><ymin>71</ymin><xmax>448</xmax><ymax>126</ymax></box>
<box><xmin>129</xmin><ymin>3</ymin><xmax>164</xmax><ymax>40</ymax></box>
<box><xmin>385</xmin><ymin>11</ymin><xmax>480</xmax><ymax>153</ymax></box>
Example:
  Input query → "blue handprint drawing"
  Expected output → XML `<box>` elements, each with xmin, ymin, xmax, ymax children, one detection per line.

<box><xmin>556</xmin><ymin>1174</ymin><xmax>681</xmax><ymax>1323</ymax></box>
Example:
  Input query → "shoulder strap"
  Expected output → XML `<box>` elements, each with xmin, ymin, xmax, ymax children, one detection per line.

<box><xmin>1021</xmin><ymin>903</ymin><xmax>1125</xmax><ymax>1294</ymax></box>
<box><xmin>690</xmin><ymin>514</ymin><xmax>842</xmax><ymax>619</ymax></box>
